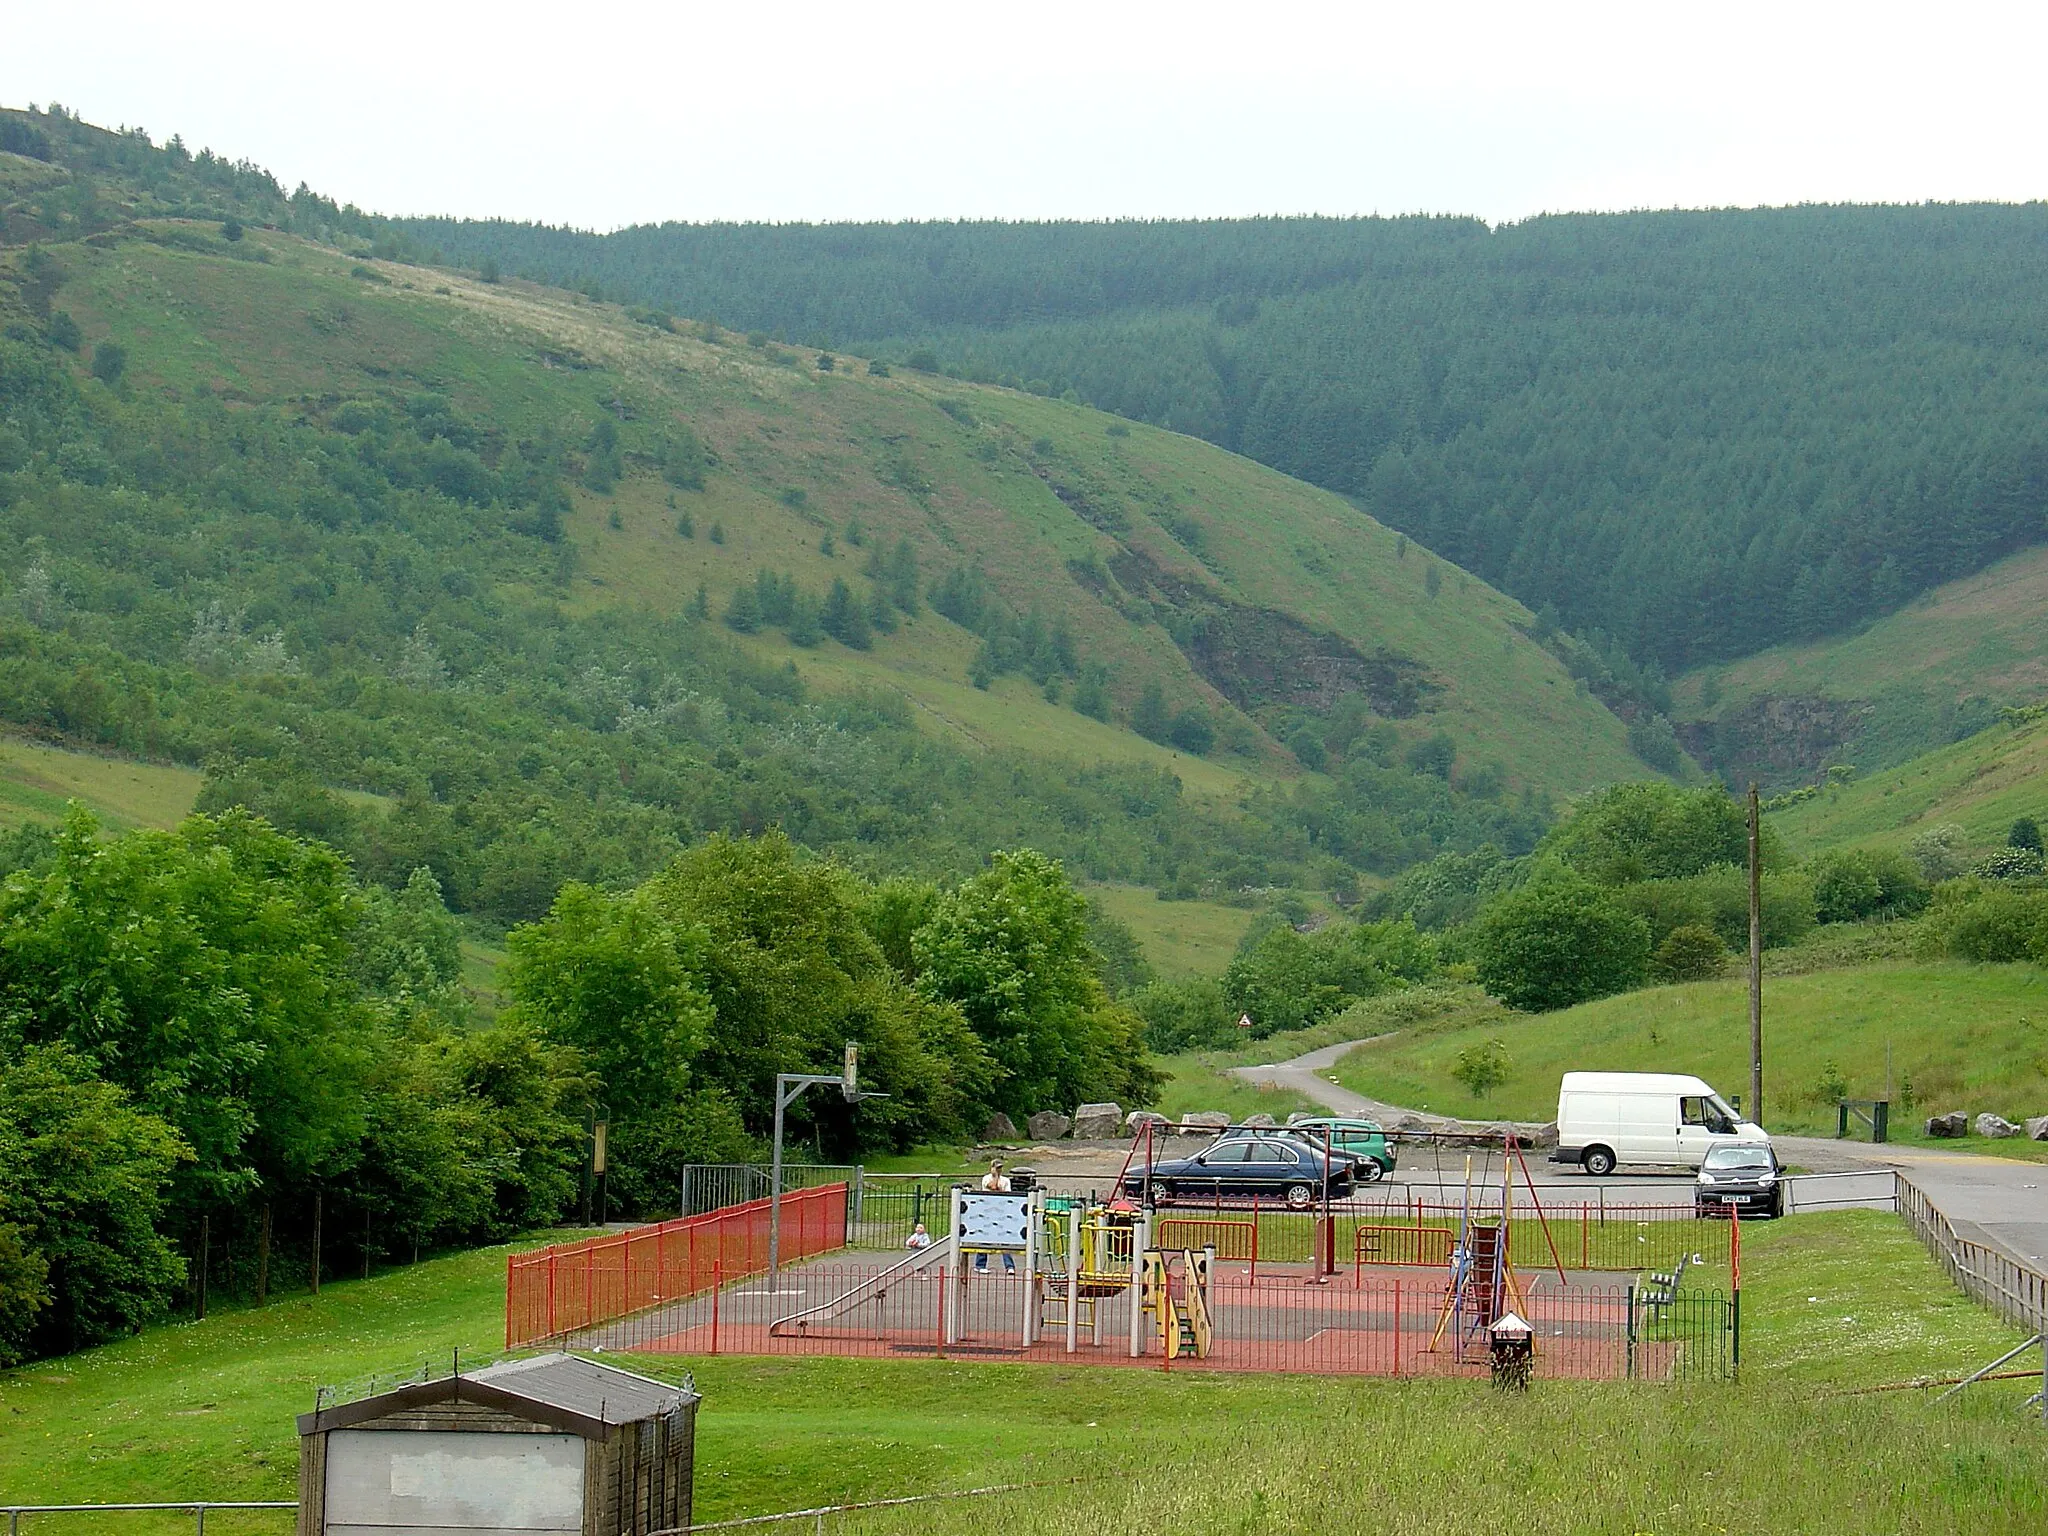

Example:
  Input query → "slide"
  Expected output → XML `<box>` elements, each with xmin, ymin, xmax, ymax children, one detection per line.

<box><xmin>768</xmin><ymin>1235</ymin><xmax>957</xmax><ymax>1336</ymax></box>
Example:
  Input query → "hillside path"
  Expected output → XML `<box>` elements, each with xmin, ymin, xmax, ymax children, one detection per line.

<box><xmin>1226</xmin><ymin>1037</ymin><xmax>1399</xmax><ymax>1119</ymax></box>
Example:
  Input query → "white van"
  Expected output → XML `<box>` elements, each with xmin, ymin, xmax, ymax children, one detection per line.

<box><xmin>1550</xmin><ymin>1072</ymin><xmax>1766</xmax><ymax>1175</ymax></box>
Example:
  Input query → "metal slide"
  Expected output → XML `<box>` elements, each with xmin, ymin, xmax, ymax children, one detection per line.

<box><xmin>768</xmin><ymin>1235</ymin><xmax>957</xmax><ymax>1335</ymax></box>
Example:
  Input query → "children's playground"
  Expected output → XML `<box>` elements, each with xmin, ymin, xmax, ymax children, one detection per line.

<box><xmin>508</xmin><ymin>1137</ymin><xmax>1742</xmax><ymax>1383</ymax></box>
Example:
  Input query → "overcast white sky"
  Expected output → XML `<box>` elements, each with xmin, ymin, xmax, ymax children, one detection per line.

<box><xmin>8</xmin><ymin>1</ymin><xmax>2045</xmax><ymax>229</ymax></box>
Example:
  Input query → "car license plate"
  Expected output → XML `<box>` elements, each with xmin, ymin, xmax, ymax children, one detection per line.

<box><xmin>1729</xmin><ymin>1195</ymin><xmax>1752</xmax><ymax>1203</ymax></box>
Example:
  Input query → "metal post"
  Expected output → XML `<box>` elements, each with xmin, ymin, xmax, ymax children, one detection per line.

<box><xmin>769</xmin><ymin>1083</ymin><xmax>788</xmax><ymax>1282</ymax></box>
<box><xmin>196</xmin><ymin>1506</ymin><xmax>205</xmax><ymax>1536</ymax></box>
<box><xmin>1129</xmin><ymin>1214</ymin><xmax>1148</xmax><ymax>1357</ymax></box>
<box><xmin>1066</xmin><ymin>1204</ymin><xmax>1081</xmax><ymax>1354</ymax></box>
<box><xmin>1747</xmin><ymin>782</ymin><xmax>1764</xmax><ymax>1127</ymax></box>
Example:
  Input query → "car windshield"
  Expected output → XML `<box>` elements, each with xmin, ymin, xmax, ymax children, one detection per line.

<box><xmin>1704</xmin><ymin>1145</ymin><xmax>1773</xmax><ymax>1169</ymax></box>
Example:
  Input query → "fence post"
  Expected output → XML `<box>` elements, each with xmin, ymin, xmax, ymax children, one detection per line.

<box><xmin>1393</xmin><ymin>1280</ymin><xmax>1402</xmax><ymax>1377</ymax></box>
<box><xmin>681</xmin><ymin>1167</ymin><xmax>692</xmax><ymax>1220</ymax></box>
<box><xmin>1581</xmin><ymin>1206</ymin><xmax>1589</xmax><ymax>1269</ymax></box>
<box><xmin>710</xmin><ymin>1259</ymin><xmax>720</xmax><ymax>1355</ymax></box>
<box><xmin>1625</xmin><ymin>1285</ymin><xmax>1636</xmax><ymax>1380</ymax></box>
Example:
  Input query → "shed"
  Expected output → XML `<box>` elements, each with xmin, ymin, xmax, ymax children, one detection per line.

<box><xmin>296</xmin><ymin>1354</ymin><xmax>697</xmax><ymax>1536</ymax></box>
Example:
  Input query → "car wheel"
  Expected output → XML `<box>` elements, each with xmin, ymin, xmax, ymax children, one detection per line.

<box><xmin>1357</xmin><ymin>1161</ymin><xmax>1384</xmax><ymax>1184</ymax></box>
<box><xmin>1583</xmin><ymin>1146</ymin><xmax>1617</xmax><ymax>1177</ymax></box>
<box><xmin>1155</xmin><ymin>1183</ymin><xmax>1176</xmax><ymax>1206</ymax></box>
<box><xmin>1284</xmin><ymin>1182</ymin><xmax>1315</xmax><ymax>1210</ymax></box>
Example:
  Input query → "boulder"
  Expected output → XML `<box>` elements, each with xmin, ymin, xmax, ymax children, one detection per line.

<box><xmin>1179</xmin><ymin>1110</ymin><xmax>1231</xmax><ymax>1131</ymax></box>
<box><xmin>1069</xmin><ymin>1102</ymin><xmax>1124</xmax><ymax>1139</ymax></box>
<box><xmin>1125</xmin><ymin>1109</ymin><xmax>1169</xmax><ymax>1133</ymax></box>
<box><xmin>2025</xmin><ymin>1115</ymin><xmax>2048</xmax><ymax>1143</ymax></box>
<box><xmin>1975</xmin><ymin>1112</ymin><xmax>2020</xmax><ymax>1139</ymax></box>
<box><xmin>1925</xmin><ymin>1110</ymin><xmax>1969</xmax><ymax>1139</ymax></box>
<box><xmin>1239</xmin><ymin>1112</ymin><xmax>1277</xmax><ymax>1129</ymax></box>
<box><xmin>981</xmin><ymin>1112</ymin><xmax>1019</xmax><ymax>1141</ymax></box>
<box><xmin>1394</xmin><ymin>1114</ymin><xmax>1434</xmax><ymax>1141</ymax></box>
<box><xmin>1025</xmin><ymin>1110</ymin><xmax>1071</xmax><ymax>1141</ymax></box>
<box><xmin>1522</xmin><ymin>1121</ymin><xmax>1561</xmax><ymax>1150</ymax></box>
<box><xmin>1284</xmin><ymin>1113</ymin><xmax>1313</xmax><ymax>1126</ymax></box>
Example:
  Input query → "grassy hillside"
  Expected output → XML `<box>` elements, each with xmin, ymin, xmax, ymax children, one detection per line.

<box><xmin>1748</xmin><ymin>714</ymin><xmax>2048</xmax><ymax>861</ymax></box>
<box><xmin>0</xmin><ymin>733</ymin><xmax>199</xmax><ymax>829</ymax></box>
<box><xmin>1677</xmin><ymin>544</ymin><xmax>2048</xmax><ymax>785</ymax></box>
<box><xmin>0</xmin><ymin>109</ymin><xmax>1665</xmax><ymax>918</ymax></box>
<box><xmin>1330</xmin><ymin>961</ymin><xmax>2048</xmax><ymax>1137</ymax></box>
<box><xmin>399</xmin><ymin>199</ymin><xmax>2048</xmax><ymax>683</ymax></box>
<box><xmin>0</xmin><ymin>1214</ymin><xmax>2037</xmax><ymax>1531</ymax></box>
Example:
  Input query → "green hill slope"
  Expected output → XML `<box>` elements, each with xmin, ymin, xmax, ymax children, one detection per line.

<box><xmin>1331</xmin><ymin>961</ymin><xmax>2048</xmax><ymax>1139</ymax></box>
<box><xmin>1758</xmin><ymin>715</ymin><xmax>2048</xmax><ymax>860</ymax></box>
<box><xmin>396</xmin><ymin>197</ymin><xmax>2048</xmax><ymax>678</ymax></box>
<box><xmin>0</xmin><ymin>108</ymin><xmax>1653</xmax><ymax>923</ymax></box>
<box><xmin>1676</xmin><ymin>544</ymin><xmax>2048</xmax><ymax>786</ymax></box>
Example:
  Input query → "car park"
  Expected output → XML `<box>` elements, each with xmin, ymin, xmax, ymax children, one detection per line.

<box><xmin>1694</xmin><ymin>1142</ymin><xmax>1784</xmax><ymax>1217</ymax></box>
<box><xmin>1122</xmin><ymin>1134</ymin><xmax>1354</xmax><ymax>1208</ymax></box>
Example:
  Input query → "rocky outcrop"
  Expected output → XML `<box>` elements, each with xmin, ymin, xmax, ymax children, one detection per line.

<box><xmin>1069</xmin><ymin>1102</ymin><xmax>1123</xmax><ymax>1139</ymax></box>
<box><xmin>1976</xmin><ymin>1112</ymin><xmax>2020</xmax><ymax>1139</ymax></box>
<box><xmin>981</xmin><ymin>1112</ymin><xmax>1019</xmax><ymax>1141</ymax></box>
<box><xmin>1925</xmin><ymin>1111</ymin><xmax>1969</xmax><ymax>1138</ymax></box>
<box><xmin>1025</xmin><ymin>1110</ymin><xmax>1071</xmax><ymax>1140</ymax></box>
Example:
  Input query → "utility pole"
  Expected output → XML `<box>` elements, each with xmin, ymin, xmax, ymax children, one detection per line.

<box><xmin>1747</xmin><ymin>782</ymin><xmax>1764</xmax><ymax>1126</ymax></box>
<box><xmin>768</xmin><ymin>1044</ymin><xmax>886</xmax><ymax>1286</ymax></box>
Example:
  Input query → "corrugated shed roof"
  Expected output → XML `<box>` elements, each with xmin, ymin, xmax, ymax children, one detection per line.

<box><xmin>468</xmin><ymin>1353</ymin><xmax>692</xmax><ymax>1424</ymax></box>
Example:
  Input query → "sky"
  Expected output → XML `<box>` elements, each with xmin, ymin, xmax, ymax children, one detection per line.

<box><xmin>8</xmin><ymin>0</ymin><xmax>2045</xmax><ymax>229</ymax></box>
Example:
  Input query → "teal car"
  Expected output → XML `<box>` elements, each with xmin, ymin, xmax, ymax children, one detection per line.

<box><xmin>1287</xmin><ymin>1118</ymin><xmax>1396</xmax><ymax>1181</ymax></box>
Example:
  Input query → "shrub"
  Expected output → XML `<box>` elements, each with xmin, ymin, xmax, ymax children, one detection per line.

<box><xmin>1471</xmin><ymin>875</ymin><xmax>1652</xmax><ymax>1011</ymax></box>
<box><xmin>1907</xmin><ymin>823</ymin><xmax>1966</xmax><ymax>882</ymax></box>
<box><xmin>1810</xmin><ymin>847</ymin><xmax>1927</xmax><ymax>923</ymax></box>
<box><xmin>1451</xmin><ymin>1038</ymin><xmax>1510</xmax><ymax>1099</ymax></box>
<box><xmin>46</xmin><ymin>310</ymin><xmax>80</xmax><ymax>352</ymax></box>
<box><xmin>1167</xmin><ymin>707</ymin><xmax>1215</xmax><ymax>755</ymax></box>
<box><xmin>89</xmin><ymin>342</ymin><xmax>126</xmax><ymax>385</ymax></box>
<box><xmin>1920</xmin><ymin>883</ymin><xmax>2048</xmax><ymax>963</ymax></box>
<box><xmin>1650</xmin><ymin>922</ymin><xmax>1725</xmax><ymax>982</ymax></box>
<box><xmin>2010</xmin><ymin>817</ymin><xmax>2043</xmax><ymax>853</ymax></box>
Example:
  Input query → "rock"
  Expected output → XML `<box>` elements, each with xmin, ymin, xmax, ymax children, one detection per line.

<box><xmin>1069</xmin><ymin>1102</ymin><xmax>1124</xmax><ymax>1139</ymax></box>
<box><xmin>1238</xmin><ymin>1112</ymin><xmax>1277</xmax><ymax>1128</ymax></box>
<box><xmin>1524</xmin><ymin>1121</ymin><xmax>1560</xmax><ymax>1149</ymax></box>
<box><xmin>2026</xmin><ymin>1115</ymin><xmax>2048</xmax><ymax>1143</ymax></box>
<box><xmin>1179</xmin><ymin>1110</ymin><xmax>1231</xmax><ymax>1130</ymax></box>
<box><xmin>1925</xmin><ymin>1110</ymin><xmax>1969</xmax><ymax>1138</ymax></box>
<box><xmin>981</xmin><ymin>1112</ymin><xmax>1019</xmax><ymax>1141</ymax></box>
<box><xmin>1976</xmin><ymin>1112</ymin><xmax>2020</xmax><ymax>1139</ymax></box>
<box><xmin>1025</xmin><ymin>1110</ymin><xmax>1071</xmax><ymax>1141</ymax></box>
<box><xmin>1394</xmin><ymin>1114</ymin><xmax>1434</xmax><ymax>1141</ymax></box>
<box><xmin>1125</xmin><ymin>1109</ymin><xmax>1169</xmax><ymax>1133</ymax></box>
<box><xmin>1284</xmin><ymin>1113</ymin><xmax>1313</xmax><ymax>1126</ymax></box>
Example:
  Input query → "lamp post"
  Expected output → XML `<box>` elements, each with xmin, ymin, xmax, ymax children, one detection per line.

<box><xmin>768</xmin><ymin>1044</ymin><xmax>885</xmax><ymax>1285</ymax></box>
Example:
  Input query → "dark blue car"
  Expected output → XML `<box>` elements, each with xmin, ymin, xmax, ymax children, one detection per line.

<box><xmin>1121</xmin><ymin>1135</ymin><xmax>1354</xmax><ymax>1209</ymax></box>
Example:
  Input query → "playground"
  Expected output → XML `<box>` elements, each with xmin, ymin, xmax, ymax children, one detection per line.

<box><xmin>513</xmin><ymin>1139</ymin><xmax>1740</xmax><ymax>1384</ymax></box>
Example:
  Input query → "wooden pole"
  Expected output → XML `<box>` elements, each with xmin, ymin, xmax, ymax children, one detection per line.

<box><xmin>1747</xmin><ymin>782</ymin><xmax>1764</xmax><ymax>1125</ymax></box>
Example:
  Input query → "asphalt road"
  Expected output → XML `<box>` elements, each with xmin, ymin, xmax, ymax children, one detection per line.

<box><xmin>1233</xmin><ymin>1037</ymin><xmax>2048</xmax><ymax>1269</ymax></box>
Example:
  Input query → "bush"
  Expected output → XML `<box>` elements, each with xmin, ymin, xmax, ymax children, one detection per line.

<box><xmin>46</xmin><ymin>311</ymin><xmax>80</xmax><ymax>352</ymax></box>
<box><xmin>1451</xmin><ymin>1038</ymin><xmax>1510</xmax><ymax>1098</ymax></box>
<box><xmin>1167</xmin><ymin>707</ymin><xmax>1214</xmax><ymax>755</ymax></box>
<box><xmin>1471</xmin><ymin>875</ymin><xmax>1651</xmax><ymax>1011</ymax></box>
<box><xmin>1809</xmin><ymin>847</ymin><xmax>1927</xmax><ymax>923</ymax></box>
<box><xmin>1127</xmin><ymin>978</ymin><xmax>1237</xmax><ymax>1052</ymax></box>
<box><xmin>2010</xmin><ymin>817</ymin><xmax>2043</xmax><ymax>853</ymax></box>
<box><xmin>1907</xmin><ymin>823</ymin><xmax>1966</xmax><ymax>882</ymax></box>
<box><xmin>89</xmin><ymin>342</ymin><xmax>127</xmax><ymax>386</ymax></box>
<box><xmin>1650</xmin><ymin>922</ymin><xmax>1726</xmax><ymax>982</ymax></box>
<box><xmin>1919</xmin><ymin>883</ymin><xmax>2048</xmax><ymax>963</ymax></box>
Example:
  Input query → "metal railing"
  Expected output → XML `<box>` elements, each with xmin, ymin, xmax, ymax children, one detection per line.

<box><xmin>2</xmin><ymin>1506</ymin><xmax>295</xmax><ymax>1536</ymax></box>
<box><xmin>680</xmin><ymin>1165</ymin><xmax>859</xmax><ymax>1219</ymax></box>
<box><xmin>1897</xmin><ymin>1173</ymin><xmax>2048</xmax><ymax>1333</ymax></box>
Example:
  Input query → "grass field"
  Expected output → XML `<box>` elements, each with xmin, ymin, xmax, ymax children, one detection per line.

<box><xmin>0</xmin><ymin>1214</ymin><xmax>2038</xmax><ymax>1534</ymax></box>
<box><xmin>0</xmin><ymin>737</ymin><xmax>200</xmax><ymax>832</ymax></box>
<box><xmin>1330</xmin><ymin>961</ymin><xmax>2048</xmax><ymax>1139</ymax></box>
<box><xmin>1088</xmin><ymin>884</ymin><xmax>1259</xmax><ymax>979</ymax></box>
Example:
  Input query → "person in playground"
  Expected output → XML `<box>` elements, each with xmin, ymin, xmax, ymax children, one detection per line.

<box><xmin>905</xmin><ymin>1222</ymin><xmax>933</xmax><ymax>1249</ymax></box>
<box><xmin>975</xmin><ymin>1159</ymin><xmax>1017</xmax><ymax>1274</ymax></box>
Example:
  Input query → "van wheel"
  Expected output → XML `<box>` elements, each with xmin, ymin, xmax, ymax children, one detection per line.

<box><xmin>1583</xmin><ymin>1147</ymin><xmax>1617</xmax><ymax>1177</ymax></box>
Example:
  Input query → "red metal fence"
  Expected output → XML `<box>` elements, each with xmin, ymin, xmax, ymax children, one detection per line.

<box><xmin>505</xmin><ymin>1184</ymin><xmax>848</xmax><ymax>1347</ymax></box>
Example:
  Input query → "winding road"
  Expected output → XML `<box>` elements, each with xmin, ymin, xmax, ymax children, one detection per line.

<box><xmin>1233</xmin><ymin>1036</ymin><xmax>2048</xmax><ymax>1271</ymax></box>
